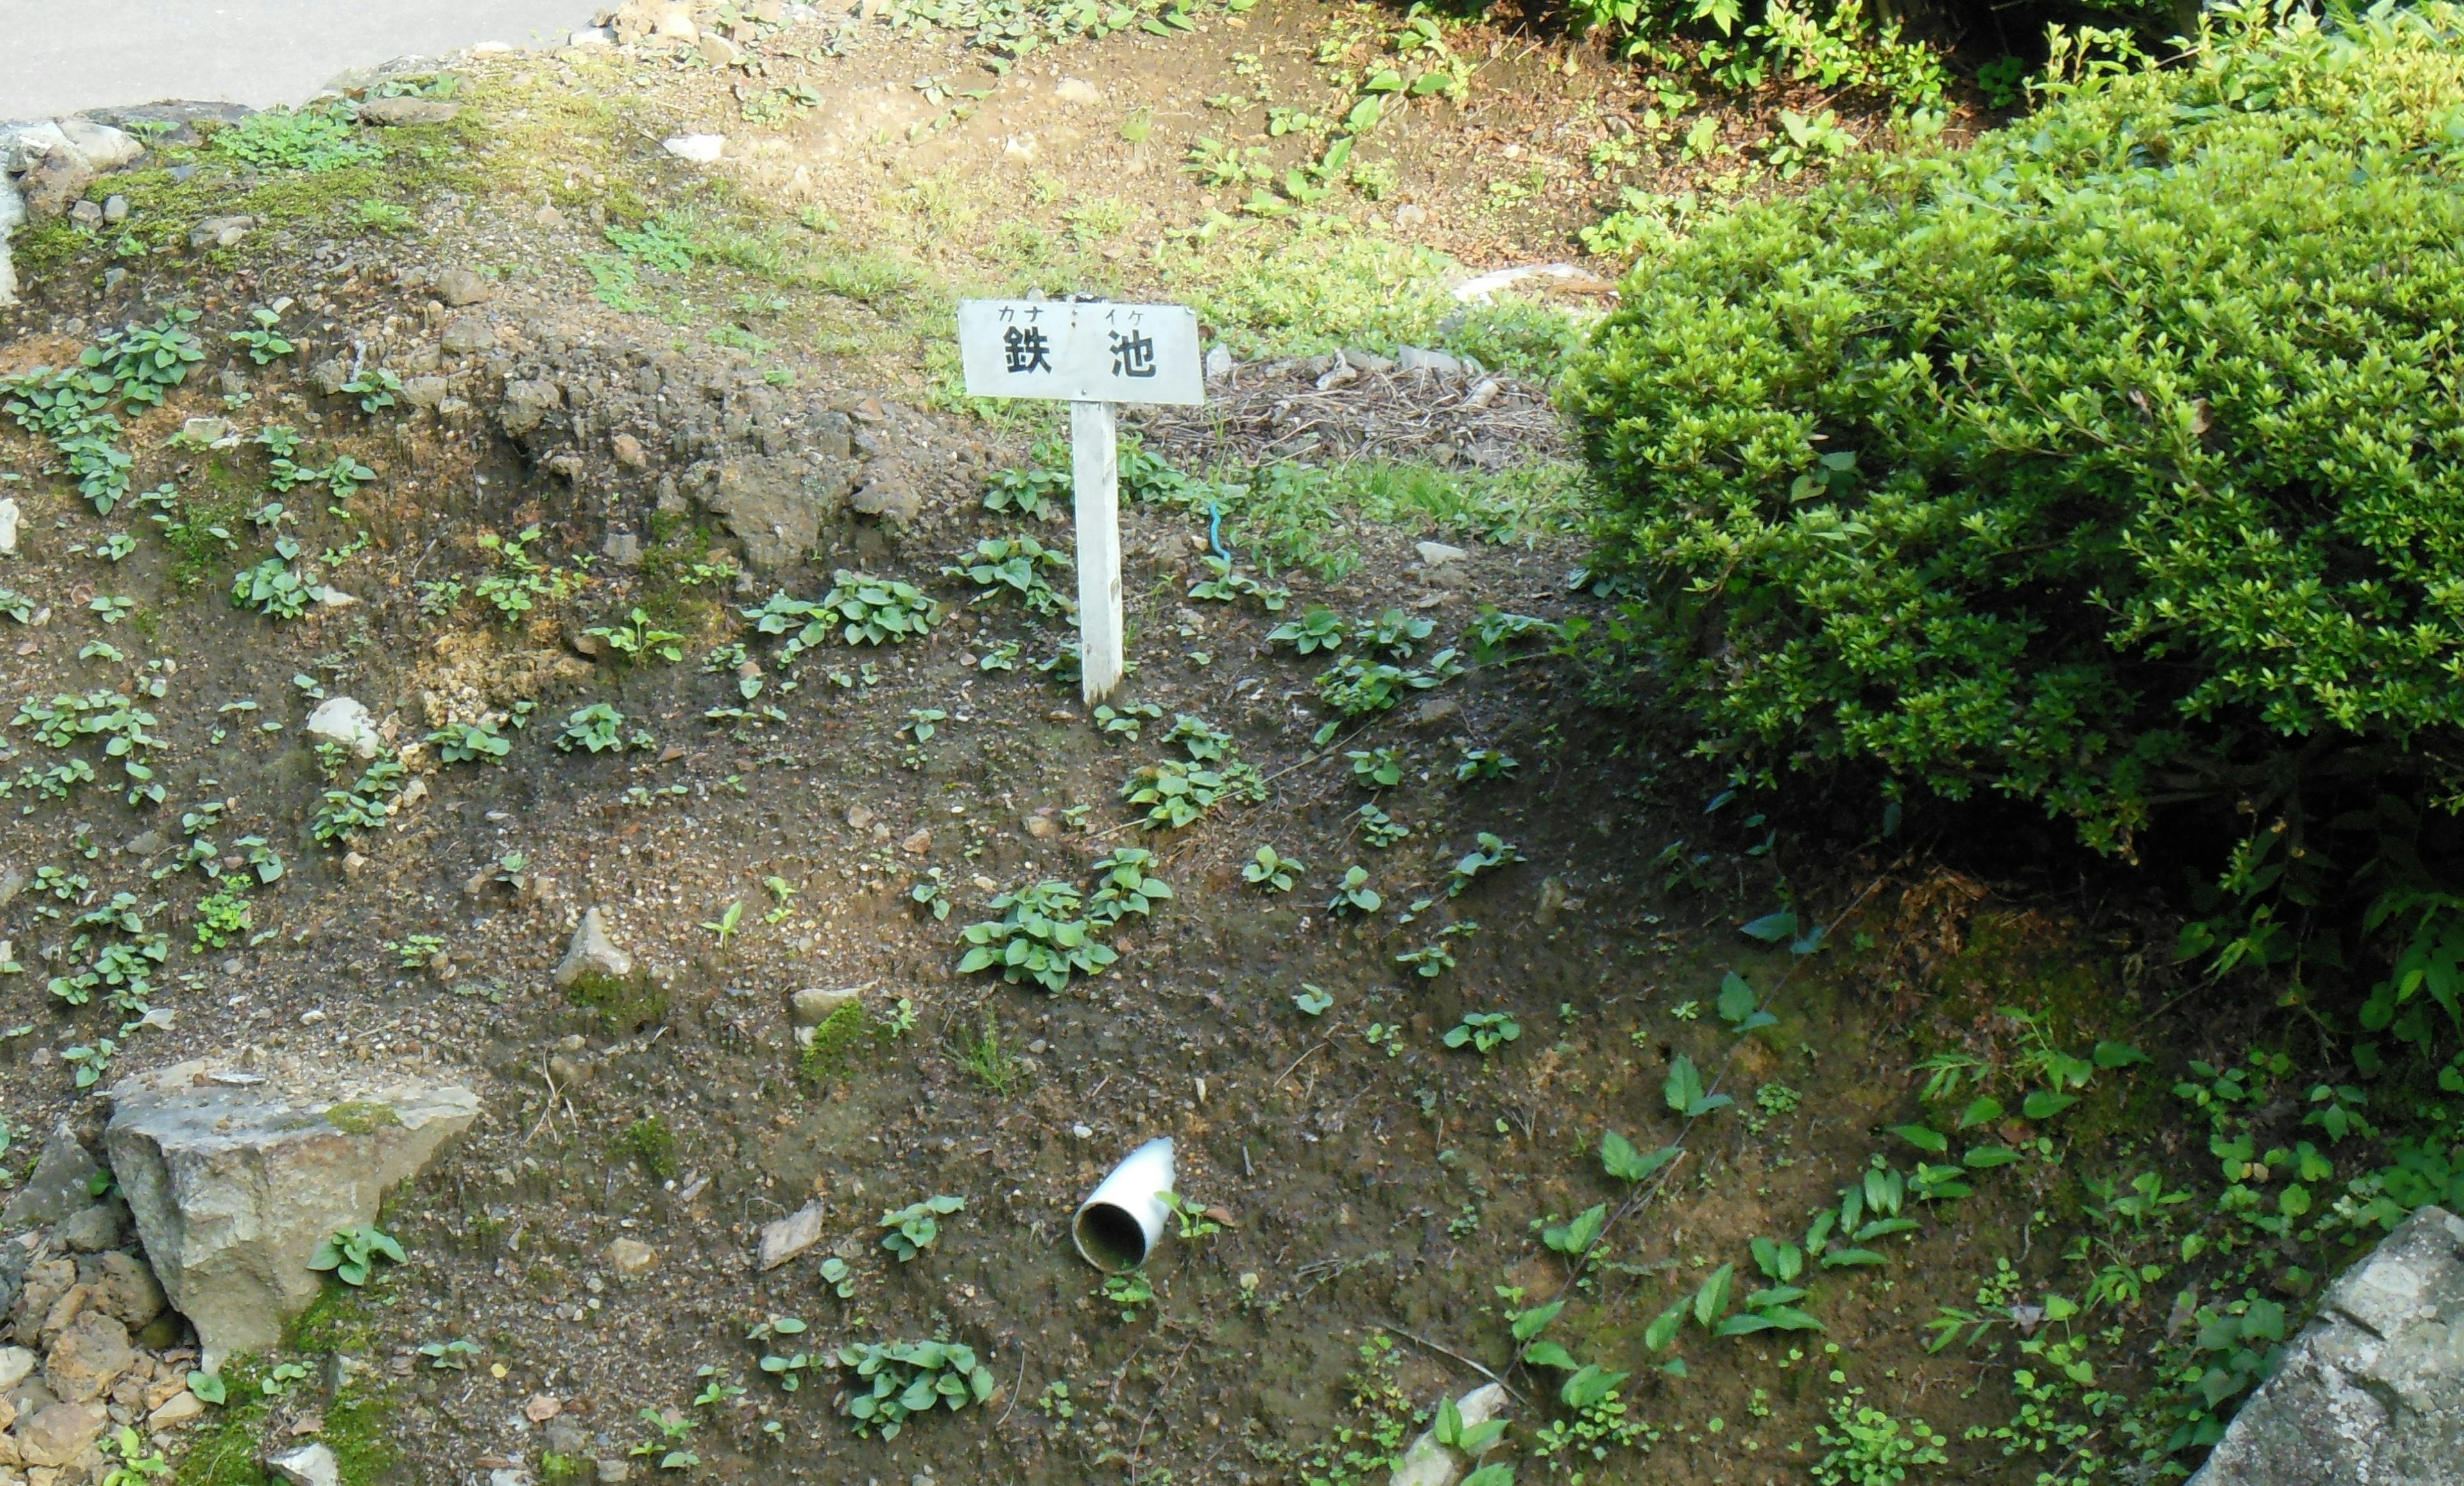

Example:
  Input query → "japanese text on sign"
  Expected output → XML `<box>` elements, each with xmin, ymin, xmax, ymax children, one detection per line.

<box><xmin>957</xmin><ymin>300</ymin><xmax>1205</xmax><ymax>406</ymax></box>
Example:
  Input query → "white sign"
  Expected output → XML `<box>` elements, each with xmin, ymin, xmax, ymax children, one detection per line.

<box><xmin>957</xmin><ymin>299</ymin><xmax>1204</xmax><ymax>407</ymax></box>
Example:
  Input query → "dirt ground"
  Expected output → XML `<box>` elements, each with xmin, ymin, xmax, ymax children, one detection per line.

<box><xmin>0</xmin><ymin>5</ymin><xmax>2391</xmax><ymax>1486</ymax></box>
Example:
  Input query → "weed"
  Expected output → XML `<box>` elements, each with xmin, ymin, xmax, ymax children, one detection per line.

<box><xmin>1455</xmin><ymin>747</ymin><xmax>1518</xmax><ymax>784</ymax></box>
<box><xmin>1328</xmin><ymin>866</ymin><xmax>1382</xmax><ymax>916</ymax></box>
<box><xmin>427</xmin><ymin>719</ymin><xmax>509</xmax><ymax>764</ymax></box>
<box><xmin>587</xmin><ymin>608</ymin><xmax>686</xmax><ymax>663</ymax></box>
<box><xmin>628</xmin><ymin>1408</ymin><xmax>699</xmax><ymax>1470</ymax></box>
<box><xmin>829</xmin><ymin>1338</ymin><xmax>994</xmax><ymax>1439</ymax></box>
<box><xmin>750</xmin><ymin>1315</ymin><xmax>816</xmax><ymax>1390</ymax></box>
<box><xmin>945</xmin><ymin>534</ymin><xmax>1072</xmax><ymax>615</ymax></box>
<box><xmin>1445</xmin><ymin>1011</ymin><xmax>1521</xmax><ymax>1055</ymax></box>
<box><xmin>1446</xmin><ymin>833</ymin><xmax>1525</xmax><ymax>896</ymax></box>
<box><xmin>1353</xmin><ymin>803</ymin><xmax>1410</xmax><ymax>848</ymax></box>
<box><xmin>1348</xmin><ymin>747</ymin><xmax>1403</xmax><ymax>789</ymax></box>
<box><xmin>416</xmin><ymin>1338</ymin><xmax>481</xmax><ymax>1370</ymax></box>
<box><xmin>475</xmin><ymin>525</ymin><xmax>588</xmax><ymax>622</ymax></box>
<box><xmin>1244</xmin><ymin>846</ymin><xmax>1303</xmax><ymax>891</ymax></box>
<box><xmin>230</xmin><ymin>305</ymin><xmax>296</xmax><ymax>363</ymax></box>
<box><xmin>309</xmin><ymin>1225</ymin><xmax>406</xmax><ymax>1286</ymax></box>
<box><xmin>311</xmin><ymin>758</ymin><xmax>406</xmax><ymax>844</ymax></box>
<box><xmin>955</xmin><ymin>1012</ymin><xmax>1025</xmax><ymax>1095</ymax></box>
<box><xmin>216</xmin><ymin>107</ymin><xmax>381</xmax><ymax>172</ymax></box>
<box><xmin>558</xmin><ymin>703</ymin><xmax>647</xmax><ymax>754</ymax></box>
<box><xmin>1815</xmin><ymin>1387</ymin><xmax>1948</xmax><ymax>1486</ymax></box>
<box><xmin>193</xmin><ymin>889</ymin><xmax>252</xmax><ymax>950</ymax></box>
<box><xmin>1095</xmin><ymin>701</ymin><xmax>1161</xmax><ymax>740</ymax></box>
<box><xmin>1122</xmin><ymin>756</ymin><xmax>1262</xmax><ymax>829</ymax></box>
<box><xmin>800</xmin><ymin>997</ymin><xmax>886</xmax><ymax>1081</ymax></box>
<box><xmin>958</xmin><ymin>879</ymin><xmax>1117</xmax><ymax>991</ymax></box>
<box><xmin>744</xmin><ymin>570</ymin><xmax>939</xmax><ymax>656</ymax></box>
<box><xmin>1101</xmin><ymin>1268</ymin><xmax>1154</xmax><ymax>1322</ymax></box>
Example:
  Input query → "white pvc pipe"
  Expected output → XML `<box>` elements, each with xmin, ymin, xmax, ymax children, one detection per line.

<box><xmin>1072</xmin><ymin>1136</ymin><xmax>1175</xmax><ymax>1272</ymax></box>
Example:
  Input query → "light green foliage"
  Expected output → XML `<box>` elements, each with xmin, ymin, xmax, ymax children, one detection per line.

<box><xmin>750</xmin><ymin>1315</ymin><xmax>816</xmax><ymax>1390</ymax></box>
<box><xmin>309</xmin><ymin>1225</ymin><xmax>406</xmax><ymax>1286</ymax></box>
<box><xmin>1815</xmin><ymin>1387</ymin><xmax>1949</xmax><ymax>1485</ymax></box>
<box><xmin>311</xmin><ymin>758</ymin><xmax>406</xmax><ymax>843</ymax></box>
<box><xmin>474</xmin><ymin>526</ymin><xmax>588</xmax><ymax>622</ymax></box>
<box><xmin>1446</xmin><ymin>833</ymin><xmax>1525</xmax><ymax>896</ymax></box>
<box><xmin>10</xmin><ymin>688</ymin><xmax>167</xmax><ymax>805</ymax></box>
<box><xmin>1445</xmin><ymin>1011</ymin><xmax>1521</xmax><ymax>1054</ymax></box>
<box><xmin>1122</xmin><ymin>756</ymin><xmax>1264</xmax><ymax>828</ymax></box>
<box><xmin>229</xmin><ymin>307</ymin><xmax>293</xmax><ymax>362</ymax></box>
<box><xmin>1348</xmin><ymin>747</ymin><xmax>1403</xmax><ymax>789</ymax></box>
<box><xmin>215</xmin><ymin>107</ymin><xmax>381</xmax><ymax>172</ymax></box>
<box><xmin>417</xmin><ymin>1338</ymin><xmax>481</xmax><ymax>1371</ymax></box>
<box><xmin>1567</xmin><ymin>10</ymin><xmax>2464</xmax><ymax>856</ymax></box>
<box><xmin>830</xmin><ymin>1339</ymin><xmax>994</xmax><ymax>1439</ymax></box>
<box><xmin>1244</xmin><ymin>846</ymin><xmax>1303</xmax><ymax>891</ymax></box>
<box><xmin>3</xmin><ymin>314</ymin><xmax>203</xmax><ymax>517</ymax></box>
<box><xmin>943</xmin><ymin>534</ymin><xmax>1072</xmax><ymax>615</ymax></box>
<box><xmin>744</xmin><ymin>570</ymin><xmax>939</xmax><ymax>658</ymax></box>
<box><xmin>586</xmin><ymin>608</ymin><xmax>686</xmax><ymax>663</ymax></box>
<box><xmin>1328</xmin><ymin>865</ymin><xmax>1381</xmax><ymax>915</ymax></box>
<box><xmin>954</xmin><ymin>1012</ymin><xmax>1025</xmax><ymax>1095</ymax></box>
<box><xmin>628</xmin><ymin>1408</ymin><xmax>699</xmax><ymax>1471</ymax></box>
<box><xmin>557</xmin><ymin>703</ymin><xmax>646</xmax><ymax>755</ymax></box>
<box><xmin>193</xmin><ymin>889</ymin><xmax>252</xmax><ymax>950</ymax></box>
<box><xmin>1087</xmin><ymin>846</ymin><xmax>1172</xmax><ymax>927</ymax></box>
<box><xmin>957</xmin><ymin>880</ymin><xmax>1119</xmax><ymax>991</ymax></box>
<box><xmin>1187</xmin><ymin>554</ymin><xmax>1290</xmax><ymax>610</ymax></box>
<box><xmin>427</xmin><ymin>719</ymin><xmax>509</xmax><ymax>764</ymax></box>
<box><xmin>1293</xmin><ymin>1337</ymin><xmax>1419</xmax><ymax>1485</ymax></box>
<box><xmin>1102</xmin><ymin>1268</ymin><xmax>1154</xmax><ymax>1321</ymax></box>
<box><xmin>62</xmin><ymin>1039</ymin><xmax>116</xmax><ymax>1089</ymax></box>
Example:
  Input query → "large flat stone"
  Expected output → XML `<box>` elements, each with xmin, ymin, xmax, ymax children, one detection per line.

<box><xmin>2189</xmin><ymin>1204</ymin><xmax>2464</xmax><ymax>1486</ymax></box>
<box><xmin>104</xmin><ymin>1060</ymin><xmax>479</xmax><ymax>1367</ymax></box>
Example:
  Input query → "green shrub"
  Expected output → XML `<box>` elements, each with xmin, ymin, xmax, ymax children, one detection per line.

<box><xmin>1564</xmin><ymin>6</ymin><xmax>2464</xmax><ymax>857</ymax></box>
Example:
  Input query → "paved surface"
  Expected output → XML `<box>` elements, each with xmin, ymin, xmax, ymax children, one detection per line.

<box><xmin>0</xmin><ymin>1</ymin><xmax>597</xmax><ymax>119</ymax></box>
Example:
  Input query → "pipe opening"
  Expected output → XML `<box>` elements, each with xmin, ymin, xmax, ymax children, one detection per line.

<box><xmin>1073</xmin><ymin>1201</ymin><xmax>1151</xmax><ymax>1272</ymax></box>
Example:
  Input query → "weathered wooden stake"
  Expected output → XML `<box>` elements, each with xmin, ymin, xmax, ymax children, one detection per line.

<box><xmin>1071</xmin><ymin>399</ymin><xmax>1124</xmax><ymax>705</ymax></box>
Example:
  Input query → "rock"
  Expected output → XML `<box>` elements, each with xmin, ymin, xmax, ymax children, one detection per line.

<box><xmin>900</xmin><ymin>829</ymin><xmax>932</xmax><ymax>857</ymax></box>
<box><xmin>401</xmin><ymin>375</ymin><xmax>449</xmax><ymax>409</ymax></box>
<box><xmin>607</xmin><ymin>1238</ymin><xmax>658</xmax><ymax>1279</ymax></box>
<box><xmin>850</xmin><ymin>459</ymin><xmax>920</xmax><ymax>524</ymax></box>
<box><xmin>1056</xmin><ymin>78</ymin><xmax>1102</xmax><ymax>106</ymax></box>
<box><xmin>662</xmin><ymin>134</ymin><xmax>725</xmax><ymax>164</ymax></box>
<box><xmin>612</xmin><ymin>432</ymin><xmax>647</xmax><ymax>468</ymax></box>
<box><xmin>357</xmin><ymin>97</ymin><xmax>461</xmax><ymax>126</ymax></box>
<box><xmin>44</xmin><ymin>1311</ymin><xmax>132</xmax><ymax>1403</ymax></box>
<box><xmin>788</xmin><ymin>986</ymin><xmax>861</xmax><ymax>1027</ymax></box>
<box><xmin>698</xmin><ymin>33</ymin><xmax>741</xmax><ymax>65</ymax></box>
<box><xmin>570</xmin><ymin>26</ymin><xmax>617</xmax><ymax>47</ymax></box>
<box><xmin>601</xmin><ymin>532</ymin><xmax>642</xmax><ymax>567</ymax></box>
<box><xmin>101</xmin><ymin>193</ymin><xmax>127</xmax><ymax>224</ymax></box>
<box><xmin>2</xmin><ymin>1125</ymin><xmax>99</xmax><ymax>1230</ymax></box>
<box><xmin>148</xmin><ymin>1388</ymin><xmax>205</xmax><ymax>1429</ymax></box>
<box><xmin>653</xmin><ymin>1</ymin><xmax>698</xmax><ymax>39</ymax></box>
<box><xmin>0</xmin><ymin>1346</ymin><xmax>33</xmax><ymax>1390</ymax></box>
<box><xmin>1410</xmin><ymin>696</ymin><xmax>1462</xmax><ymax>731</ymax></box>
<box><xmin>14</xmin><ymin>1399</ymin><xmax>103</xmax><ymax>1469</ymax></box>
<box><xmin>1396</xmin><ymin>203</ymin><xmax>1428</xmax><ymax>228</ymax></box>
<box><xmin>1398</xmin><ymin>346</ymin><xmax>1462</xmax><ymax>376</ymax></box>
<box><xmin>1204</xmin><ymin>345</ymin><xmax>1235</xmax><ymax>380</ymax></box>
<box><xmin>83</xmin><ymin>1252</ymin><xmax>163</xmax><ymax>1330</ymax></box>
<box><xmin>556</xmin><ymin>909</ymin><xmax>634</xmax><ymax>989</ymax></box>
<box><xmin>697</xmin><ymin>454</ymin><xmax>848</xmax><ymax>570</ymax></box>
<box><xmin>59</xmin><ymin>119</ymin><xmax>142</xmax><ymax>171</ymax></box>
<box><xmin>17</xmin><ymin>144</ymin><xmax>94</xmax><ymax>221</ymax></box>
<box><xmin>189</xmin><ymin>214</ymin><xmax>253</xmax><ymax>250</ymax></box>
<box><xmin>440</xmin><ymin>314</ymin><xmax>495</xmax><ymax>354</ymax></box>
<box><xmin>436</xmin><ymin>268</ymin><xmax>492</xmax><ymax>306</ymax></box>
<box><xmin>54</xmin><ymin>1206</ymin><xmax>120</xmax><ymax>1253</ymax></box>
<box><xmin>596</xmin><ymin>1460</ymin><xmax>631</xmax><ymax>1483</ymax></box>
<box><xmin>0</xmin><ymin>497</ymin><xmax>19</xmax><ymax>554</ymax></box>
<box><xmin>267</xmin><ymin>1442</ymin><xmax>341</xmax><ymax>1486</ymax></box>
<box><xmin>304</xmin><ymin>697</ymin><xmax>383</xmax><ymax>760</ymax></box>
<box><xmin>307</xmin><ymin>357</ymin><xmax>350</xmax><ymax>397</ymax></box>
<box><xmin>8</xmin><ymin>1259</ymin><xmax>72</xmax><ymax>1345</ymax></box>
<box><xmin>1415</xmin><ymin>540</ymin><xmax>1468</xmax><ymax>567</ymax></box>
<box><xmin>69</xmin><ymin>199</ymin><xmax>103</xmax><ymax>227</ymax></box>
<box><xmin>757</xmin><ymin>1201</ymin><xmax>826</xmax><ymax>1271</ymax></box>
<box><xmin>2186</xmin><ymin>1203</ymin><xmax>2464</xmax><ymax>1486</ymax></box>
<box><xmin>179</xmin><ymin>416</ymin><xmax>231</xmax><ymax>445</ymax></box>
<box><xmin>1390</xmin><ymin>1383</ymin><xmax>1509</xmax><ymax>1486</ymax></box>
<box><xmin>499</xmin><ymin>379</ymin><xmax>563</xmax><ymax>436</ymax></box>
<box><xmin>104</xmin><ymin>1059</ymin><xmax>481</xmax><ymax>1367</ymax></box>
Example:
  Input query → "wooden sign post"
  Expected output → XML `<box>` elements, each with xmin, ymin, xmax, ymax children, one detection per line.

<box><xmin>957</xmin><ymin>298</ymin><xmax>1204</xmax><ymax>705</ymax></box>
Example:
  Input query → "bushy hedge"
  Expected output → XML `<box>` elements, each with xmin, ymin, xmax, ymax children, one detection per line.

<box><xmin>1563</xmin><ymin>7</ymin><xmax>2464</xmax><ymax>855</ymax></box>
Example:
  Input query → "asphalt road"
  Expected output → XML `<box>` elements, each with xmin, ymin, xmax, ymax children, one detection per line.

<box><xmin>0</xmin><ymin>1</ymin><xmax>598</xmax><ymax>119</ymax></box>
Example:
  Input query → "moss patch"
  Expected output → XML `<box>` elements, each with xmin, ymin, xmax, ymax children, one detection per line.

<box><xmin>798</xmin><ymin>998</ymin><xmax>882</xmax><ymax>1082</ymax></box>
<box><xmin>567</xmin><ymin>969</ymin><xmax>667</xmax><ymax>1035</ymax></box>
<box><xmin>323</xmin><ymin>1100</ymin><xmax>403</xmax><ymax>1134</ymax></box>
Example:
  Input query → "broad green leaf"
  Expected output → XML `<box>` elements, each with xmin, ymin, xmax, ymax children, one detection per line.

<box><xmin>1644</xmin><ymin>1299</ymin><xmax>1686</xmax><ymax>1353</ymax></box>
<box><xmin>1820</xmin><ymin>1247</ymin><xmax>1887</xmax><ymax>1268</ymax></box>
<box><xmin>1543</xmin><ymin>1204</ymin><xmax>1607</xmax><ymax>1257</ymax></box>
<box><xmin>1888</xmin><ymin>1123</ymin><xmax>1949</xmax><ymax>1154</ymax></box>
<box><xmin>1692</xmin><ymin>1262</ymin><xmax>1734</xmax><ymax>1328</ymax></box>
<box><xmin>1716</xmin><ymin>971</ymin><xmax>1757</xmax><ymax>1025</ymax></box>
<box><xmin>1520</xmin><ymin>1340</ymin><xmax>1578</xmax><ymax>1370</ymax></box>
<box><xmin>2093</xmin><ymin>1040</ymin><xmax>2149</xmax><ymax>1068</ymax></box>
<box><xmin>1956</xmin><ymin>1096</ymin><xmax>2004</xmax><ymax>1129</ymax></box>
<box><xmin>1561</xmin><ymin>1363</ymin><xmax>1630</xmax><ymax>1410</ymax></box>
<box><xmin>1664</xmin><ymin>1054</ymin><xmax>1704</xmax><ymax>1114</ymax></box>
<box><xmin>2023</xmin><ymin>1089</ymin><xmax>2078</xmax><ymax>1120</ymax></box>
<box><xmin>1602</xmin><ymin>1131</ymin><xmax>1680</xmax><ymax>1184</ymax></box>
<box><xmin>1964</xmin><ymin>1145</ymin><xmax>2021</xmax><ymax>1169</ymax></box>
<box><xmin>1739</xmin><ymin>910</ymin><xmax>1797</xmax><ymax>943</ymax></box>
<box><xmin>1510</xmin><ymin>1299</ymin><xmax>1564</xmax><ymax>1342</ymax></box>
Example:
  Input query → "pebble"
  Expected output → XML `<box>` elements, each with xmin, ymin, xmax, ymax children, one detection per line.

<box><xmin>1071</xmin><ymin>1123</ymin><xmax>1093</xmax><ymax>1139</ymax></box>
<box><xmin>1415</xmin><ymin>539</ymin><xmax>1468</xmax><ymax>567</ymax></box>
<box><xmin>662</xmin><ymin>134</ymin><xmax>725</xmax><ymax>164</ymax></box>
<box><xmin>101</xmin><ymin>194</ymin><xmax>126</xmax><ymax>223</ymax></box>
<box><xmin>188</xmin><ymin>214</ymin><xmax>253</xmax><ymax>250</ymax></box>
<box><xmin>436</xmin><ymin>267</ymin><xmax>493</xmax><ymax>306</ymax></box>
<box><xmin>0</xmin><ymin>496</ymin><xmax>19</xmax><ymax>554</ymax></box>
<box><xmin>607</xmin><ymin>1238</ymin><xmax>660</xmax><ymax>1279</ymax></box>
<box><xmin>1056</xmin><ymin>77</ymin><xmax>1102</xmax><ymax>106</ymax></box>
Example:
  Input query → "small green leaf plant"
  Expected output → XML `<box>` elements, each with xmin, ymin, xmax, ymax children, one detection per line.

<box><xmin>309</xmin><ymin>1224</ymin><xmax>406</xmax><ymax>1286</ymax></box>
<box><xmin>832</xmin><ymin>1339</ymin><xmax>995</xmax><ymax>1439</ymax></box>
<box><xmin>1243</xmin><ymin>846</ymin><xmax>1303</xmax><ymax>891</ymax></box>
<box><xmin>880</xmin><ymin>1194</ymin><xmax>964</xmax><ymax>1261</ymax></box>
